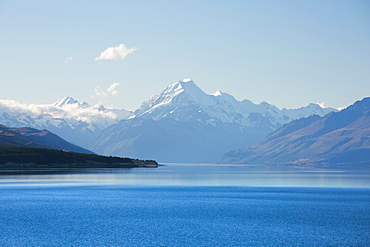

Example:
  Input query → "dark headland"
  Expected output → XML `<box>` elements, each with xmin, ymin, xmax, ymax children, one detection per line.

<box><xmin>0</xmin><ymin>146</ymin><xmax>159</xmax><ymax>174</ymax></box>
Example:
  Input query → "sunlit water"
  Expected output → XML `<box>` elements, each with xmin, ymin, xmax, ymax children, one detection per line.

<box><xmin>0</xmin><ymin>164</ymin><xmax>369</xmax><ymax>246</ymax></box>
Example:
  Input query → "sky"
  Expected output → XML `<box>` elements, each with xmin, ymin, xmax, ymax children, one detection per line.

<box><xmin>0</xmin><ymin>0</ymin><xmax>369</xmax><ymax>110</ymax></box>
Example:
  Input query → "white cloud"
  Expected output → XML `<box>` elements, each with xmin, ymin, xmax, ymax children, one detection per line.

<box><xmin>336</xmin><ymin>106</ymin><xmax>346</xmax><ymax>111</ymax></box>
<box><xmin>94</xmin><ymin>44</ymin><xmax>138</xmax><ymax>61</ymax></box>
<box><xmin>317</xmin><ymin>102</ymin><xmax>326</xmax><ymax>108</ymax></box>
<box><xmin>0</xmin><ymin>99</ymin><xmax>120</xmax><ymax>129</ymax></box>
<box><xmin>93</xmin><ymin>83</ymin><xmax>120</xmax><ymax>97</ymax></box>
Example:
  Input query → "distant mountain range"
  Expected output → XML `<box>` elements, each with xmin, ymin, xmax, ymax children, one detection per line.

<box><xmin>0</xmin><ymin>78</ymin><xmax>336</xmax><ymax>163</ymax></box>
<box><xmin>221</xmin><ymin>97</ymin><xmax>370</xmax><ymax>167</ymax></box>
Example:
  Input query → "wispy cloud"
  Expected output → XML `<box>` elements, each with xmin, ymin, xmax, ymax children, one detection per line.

<box><xmin>64</xmin><ymin>57</ymin><xmax>73</xmax><ymax>64</ymax></box>
<box><xmin>94</xmin><ymin>44</ymin><xmax>138</xmax><ymax>61</ymax></box>
<box><xmin>107</xmin><ymin>83</ymin><xmax>119</xmax><ymax>95</ymax></box>
<box><xmin>94</xmin><ymin>86</ymin><xmax>106</xmax><ymax>97</ymax></box>
<box><xmin>93</xmin><ymin>83</ymin><xmax>120</xmax><ymax>97</ymax></box>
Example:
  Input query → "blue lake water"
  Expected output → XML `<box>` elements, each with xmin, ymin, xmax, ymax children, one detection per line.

<box><xmin>0</xmin><ymin>164</ymin><xmax>369</xmax><ymax>246</ymax></box>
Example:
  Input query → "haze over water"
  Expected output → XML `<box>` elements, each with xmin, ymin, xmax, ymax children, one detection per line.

<box><xmin>1</xmin><ymin>164</ymin><xmax>369</xmax><ymax>188</ymax></box>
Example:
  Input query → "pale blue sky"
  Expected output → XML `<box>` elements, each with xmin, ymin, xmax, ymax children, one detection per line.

<box><xmin>1</xmin><ymin>0</ymin><xmax>369</xmax><ymax>110</ymax></box>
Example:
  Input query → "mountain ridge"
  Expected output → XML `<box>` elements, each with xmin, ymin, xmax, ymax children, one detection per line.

<box><xmin>220</xmin><ymin>97</ymin><xmax>370</xmax><ymax>167</ymax></box>
<box><xmin>135</xmin><ymin>78</ymin><xmax>336</xmax><ymax>128</ymax></box>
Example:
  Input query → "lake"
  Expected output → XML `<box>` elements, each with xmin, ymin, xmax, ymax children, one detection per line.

<box><xmin>0</xmin><ymin>164</ymin><xmax>369</xmax><ymax>246</ymax></box>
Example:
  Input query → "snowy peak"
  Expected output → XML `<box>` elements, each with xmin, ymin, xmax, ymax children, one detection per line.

<box><xmin>182</xmin><ymin>78</ymin><xmax>193</xmax><ymax>83</ymax></box>
<box><xmin>212</xmin><ymin>90</ymin><xmax>222</xmax><ymax>97</ymax></box>
<box><xmin>136</xmin><ymin>78</ymin><xmax>255</xmax><ymax>124</ymax></box>
<box><xmin>177</xmin><ymin>78</ymin><xmax>202</xmax><ymax>93</ymax></box>
<box><xmin>161</xmin><ymin>78</ymin><xmax>206</xmax><ymax>99</ymax></box>
<box><xmin>54</xmin><ymin>96</ymin><xmax>89</xmax><ymax>108</ymax></box>
<box><xmin>54</xmin><ymin>96</ymin><xmax>77</xmax><ymax>107</ymax></box>
<box><xmin>135</xmin><ymin>78</ymin><xmax>210</xmax><ymax>118</ymax></box>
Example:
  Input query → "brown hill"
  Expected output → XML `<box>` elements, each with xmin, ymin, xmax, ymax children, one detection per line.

<box><xmin>0</xmin><ymin>125</ymin><xmax>94</xmax><ymax>154</ymax></box>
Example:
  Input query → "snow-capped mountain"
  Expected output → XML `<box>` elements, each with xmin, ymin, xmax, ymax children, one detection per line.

<box><xmin>0</xmin><ymin>78</ymin><xmax>337</xmax><ymax>162</ymax></box>
<box><xmin>0</xmin><ymin>97</ymin><xmax>133</xmax><ymax>148</ymax></box>
<box><xmin>135</xmin><ymin>78</ymin><xmax>335</xmax><ymax>129</ymax></box>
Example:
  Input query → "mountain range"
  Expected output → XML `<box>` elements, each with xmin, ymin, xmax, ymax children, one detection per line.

<box><xmin>0</xmin><ymin>78</ymin><xmax>336</xmax><ymax>163</ymax></box>
<box><xmin>221</xmin><ymin>97</ymin><xmax>370</xmax><ymax>167</ymax></box>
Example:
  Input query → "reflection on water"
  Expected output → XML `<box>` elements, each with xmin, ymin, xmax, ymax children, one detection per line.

<box><xmin>0</xmin><ymin>164</ymin><xmax>369</xmax><ymax>188</ymax></box>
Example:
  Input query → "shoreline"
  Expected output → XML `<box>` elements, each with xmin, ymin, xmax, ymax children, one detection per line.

<box><xmin>0</xmin><ymin>161</ymin><xmax>160</xmax><ymax>175</ymax></box>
